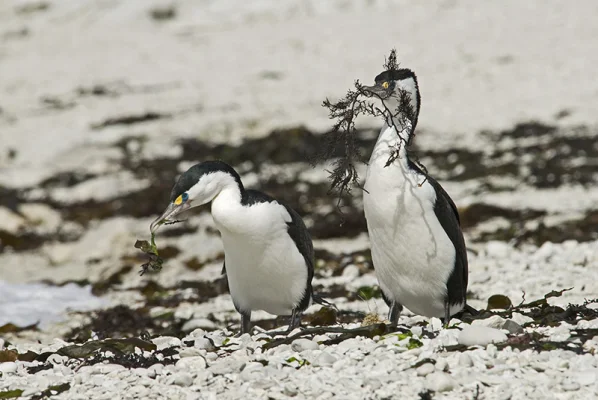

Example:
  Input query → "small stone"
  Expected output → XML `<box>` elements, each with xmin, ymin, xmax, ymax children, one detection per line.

<box><xmin>239</xmin><ymin>362</ymin><xmax>265</xmax><ymax>381</ymax></box>
<box><xmin>173</xmin><ymin>372</ymin><xmax>193</xmax><ymax>387</ymax></box>
<box><xmin>341</xmin><ymin>264</ymin><xmax>360</xmax><ymax>279</ymax></box>
<box><xmin>458</xmin><ymin>353</ymin><xmax>473</xmax><ymax>367</ymax></box>
<box><xmin>486</xmin><ymin>241</ymin><xmax>511</xmax><ymax>257</ymax></box>
<box><xmin>576</xmin><ymin>370</ymin><xmax>597</xmax><ymax>386</ymax></box>
<box><xmin>312</xmin><ymin>335</ymin><xmax>329</xmax><ymax>343</ymax></box>
<box><xmin>179</xmin><ymin>348</ymin><xmax>203</xmax><ymax>358</ymax></box>
<box><xmin>0</xmin><ymin>362</ymin><xmax>17</xmax><ymax>374</ymax></box>
<box><xmin>458</xmin><ymin>326</ymin><xmax>507</xmax><ymax>346</ymax></box>
<box><xmin>182</xmin><ymin>318</ymin><xmax>217</xmax><ymax>332</ymax></box>
<box><xmin>291</xmin><ymin>338</ymin><xmax>319</xmax><ymax>352</ymax></box>
<box><xmin>430</xmin><ymin>318</ymin><xmax>443</xmax><ymax>331</ymax></box>
<box><xmin>511</xmin><ymin>313</ymin><xmax>533</xmax><ymax>326</ymax></box>
<box><xmin>486</xmin><ymin>344</ymin><xmax>498</xmax><ymax>358</ymax></box>
<box><xmin>548</xmin><ymin>325</ymin><xmax>571</xmax><ymax>342</ymax></box>
<box><xmin>502</xmin><ymin>320</ymin><xmax>524</xmax><ymax>334</ymax></box>
<box><xmin>435</xmin><ymin>359</ymin><xmax>448</xmax><ymax>372</ymax></box>
<box><xmin>313</xmin><ymin>351</ymin><xmax>337</xmax><ymax>366</ymax></box>
<box><xmin>147</xmin><ymin>363</ymin><xmax>164</xmax><ymax>378</ymax></box>
<box><xmin>561</xmin><ymin>381</ymin><xmax>580</xmax><ymax>391</ymax></box>
<box><xmin>534</xmin><ymin>241</ymin><xmax>555</xmax><ymax>259</ymax></box>
<box><xmin>283</xmin><ymin>384</ymin><xmax>298</xmax><ymax>397</ymax></box>
<box><xmin>425</xmin><ymin>372</ymin><xmax>457</xmax><ymax>392</ymax></box>
<box><xmin>188</xmin><ymin>328</ymin><xmax>206</xmax><ymax>338</ymax></box>
<box><xmin>410</xmin><ymin>326</ymin><xmax>423</xmax><ymax>338</ymax></box>
<box><xmin>416</xmin><ymin>363</ymin><xmax>435</xmax><ymax>376</ymax></box>
<box><xmin>152</xmin><ymin>336</ymin><xmax>181</xmax><ymax>350</ymax></box>
<box><xmin>176</xmin><ymin>356</ymin><xmax>207</xmax><ymax>371</ymax></box>
<box><xmin>193</xmin><ymin>337</ymin><xmax>216</xmax><ymax>351</ymax></box>
<box><xmin>472</xmin><ymin>315</ymin><xmax>506</xmax><ymax>329</ymax></box>
<box><xmin>47</xmin><ymin>353</ymin><xmax>68</xmax><ymax>364</ymax></box>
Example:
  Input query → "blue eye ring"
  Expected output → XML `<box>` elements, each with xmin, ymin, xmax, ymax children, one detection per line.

<box><xmin>182</xmin><ymin>193</ymin><xmax>189</xmax><ymax>202</ymax></box>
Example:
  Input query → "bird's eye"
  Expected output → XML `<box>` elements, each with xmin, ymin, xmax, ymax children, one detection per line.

<box><xmin>175</xmin><ymin>192</ymin><xmax>189</xmax><ymax>205</ymax></box>
<box><xmin>382</xmin><ymin>81</ymin><xmax>389</xmax><ymax>89</ymax></box>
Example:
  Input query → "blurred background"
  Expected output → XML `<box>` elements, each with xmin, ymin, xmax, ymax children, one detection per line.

<box><xmin>1</xmin><ymin>0</ymin><xmax>597</xmax><ymax>340</ymax></box>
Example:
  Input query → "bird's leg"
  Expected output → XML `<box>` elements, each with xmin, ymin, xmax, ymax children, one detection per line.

<box><xmin>286</xmin><ymin>309</ymin><xmax>302</xmax><ymax>333</ymax></box>
<box><xmin>443</xmin><ymin>302</ymin><xmax>451</xmax><ymax>328</ymax></box>
<box><xmin>237</xmin><ymin>311</ymin><xmax>252</xmax><ymax>337</ymax></box>
<box><xmin>388</xmin><ymin>301</ymin><xmax>403</xmax><ymax>328</ymax></box>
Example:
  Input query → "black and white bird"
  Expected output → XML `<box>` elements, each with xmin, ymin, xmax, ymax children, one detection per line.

<box><xmin>151</xmin><ymin>160</ymin><xmax>332</xmax><ymax>334</ymax></box>
<box><xmin>361</xmin><ymin>68</ymin><xmax>476</xmax><ymax>326</ymax></box>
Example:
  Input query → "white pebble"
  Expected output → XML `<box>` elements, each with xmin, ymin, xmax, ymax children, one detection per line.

<box><xmin>435</xmin><ymin>359</ymin><xmax>448</xmax><ymax>372</ymax></box>
<box><xmin>561</xmin><ymin>381</ymin><xmax>580</xmax><ymax>391</ymax></box>
<box><xmin>183</xmin><ymin>318</ymin><xmax>217</xmax><ymax>332</ymax></box>
<box><xmin>46</xmin><ymin>353</ymin><xmax>68</xmax><ymax>364</ymax></box>
<box><xmin>472</xmin><ymin>315</ymin><xmax>506</xmax><ymax>329</ymax></box>
<box><xmin>458</xmin><ymin>353</ymin><xmax>473</xmax><ymax>367</ymax></box>
<box><xmin>173</xmin><ymin>372</ymin><xmax>193</xmax><ymax>387</ymax></box>
<box><xmin>341</xmin><ymin>264</ymin><xmax>360</xmax><ymax>279</ymax></box>
<box><xmin>486</xmin><ymin>241</ymin><xmax>511</xmax><ymax>257</ymax></box>
<box><xmin>429</xmin><ymin>318</ymin><xmax>443</xmax><ymax>331</ymax></box>
<box><xmin>152</xmin><ymin>336</ymin><xmax>181</xmax><ymax>350</ymax></box>
<box><xmin>458</xmin><ymin>326</ymin><xmax>507</xmax><ymax>346</ymax></box>
<box><xmin>576</xmin><ymin>370</ymin><xmax>597</xmax><ymax>386</ymax></box>
<box><xmin>187</xmin><ymin>328</ymin><xmax>206</xmax><ymax>338</ymax></box>
<box><xmin>425</xmin><ymin>372</ymin><xmax>457</xmax><ymax>392</ymax></box>
<box><xmin>416</xmin><ymin>362</ymin><xmax>435</xmax><ymax>376</ymax></box>
<box><xmin>291</xmin><ymin>338</ymin><xmax>319</xmax><ymax>352</ymax></box>
<box><xmin>410</xmin><ymin>326</ymin><xmax>423</xmax><ymax>337</ymax></box>
<box><xmin>313</xmin><ymin>351</ymin><xmax>337</xmax><ymax>366</ymax></box>
<box><xmin>511</xmin><ymin>313</ymin><xmax>533</xmax><ymax>326</ymax></box>
<box><xmin>176</xmin><ymin>356</ymin><xmax>207</xmax><ymax>371</ymax></box>
<box><xmin>0</xmin><ymin>362</ymin><xmax>17</xmax><ymax>374</ymax></box>
<box><xmin>179</xmin><ymin>347</ymin><xmax>203</xmax><ymax>358</ymax></box>
<box><xmin>193</xmin><ymin>337</ymin><xmax>216</xmax><ymax>351</ymax></box>
<box><xmin>147</xmin><ymin>363</ymin><xmax>164</xmax><ymax>378</ymax></box>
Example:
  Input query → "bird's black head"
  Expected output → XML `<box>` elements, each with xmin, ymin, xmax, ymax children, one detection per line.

<box><xmin>169</xmin><ymin>161</ymin><xmax>243</xmax><ymax>203</ymax></box>
<box><xmin>151</xmin><ymin>160</ymin><xmax>243</xmax><ymax>232</ymax></box>
<box><xmin>362</xmin><ymin>68</ymin><xmax>421</xmax><ymax>132</ymax></box>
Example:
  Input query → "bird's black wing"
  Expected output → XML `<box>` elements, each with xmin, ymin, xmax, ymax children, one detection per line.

<box><xmin>281</xmin><ymin>204</ymin><xmax>315</xmax><ymax>312</ymax></box>
<box><xmin>408</xmin><ymin>161</ymin><xmax>468</xmax><ymax>306</ymax></box>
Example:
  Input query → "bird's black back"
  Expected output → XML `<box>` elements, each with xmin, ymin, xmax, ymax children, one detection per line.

<box><xmin>408</xmin><ymin>160</ymin><xmax>468</xmax><ymax>307</ymax></box>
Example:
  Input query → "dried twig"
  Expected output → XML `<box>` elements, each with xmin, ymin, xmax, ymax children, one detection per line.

<box><xmin>261</xmin><ymin>323</ymin><xmax>408</xmax><ymax>350</ymax></box>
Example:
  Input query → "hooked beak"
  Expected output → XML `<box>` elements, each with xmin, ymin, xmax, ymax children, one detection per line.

<box><xmin>150</xmin><ymin>202</ymin><xmax>190</xmax><ymax>233</ymax></box>
<box><xmin>361</xmin><ymin>84</ymin><xmax>389</xmax><ymax>99</ymax></box>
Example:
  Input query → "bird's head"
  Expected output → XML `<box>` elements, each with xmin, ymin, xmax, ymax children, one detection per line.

<box><xmin>362</xmin><ymin>68</ymin><xmax>421</xmax><ymax>133</ymax></box>
<box><xmin>150</xmin><ymin>160</ymin><xmax>243</xmax><ymax>232</ymax></box>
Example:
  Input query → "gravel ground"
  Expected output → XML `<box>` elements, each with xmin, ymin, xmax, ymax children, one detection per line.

<box><xmin>1</xmin><ymin>1</ymin><xmax>598</xmax><ymax>399</ymax></box>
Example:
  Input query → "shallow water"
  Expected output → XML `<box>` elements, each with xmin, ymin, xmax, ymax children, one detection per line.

<box><xmin>0</xmin><ymin>280</ymin><xmax>105</xmax><ymax>328</ymax></box>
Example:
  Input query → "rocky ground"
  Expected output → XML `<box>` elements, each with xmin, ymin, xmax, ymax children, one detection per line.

<box><xmin>1</xmin><ymin>1</ymin><xmax>598</xmax><ymax>399</ymax></box>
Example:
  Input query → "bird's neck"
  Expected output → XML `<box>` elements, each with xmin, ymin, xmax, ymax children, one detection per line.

<box><xmin>211</xmin><ymin>184</ymin><xmax>246</xmax><ymax>232</ymax></box>
<box><xmin>369</xmin><ymin>120</ymin><xmax>413</xmax><ymax>168</ymax></box>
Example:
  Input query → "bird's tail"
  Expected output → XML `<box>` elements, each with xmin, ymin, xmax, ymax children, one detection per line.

<box><xmin>312</xmin><ymin>293</ymin><xmax>338</xmax><ymax>311</ymax></box>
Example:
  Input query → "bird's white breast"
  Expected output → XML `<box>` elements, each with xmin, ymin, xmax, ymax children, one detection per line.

<box><xmin>363</xmin><ymin>126</ymin><xmax>458</xmax><ymax>318</ymax></box>
<box><xmin>211</xmin><ymin>190</ymin><xmax>308</xmax><ymax>316</ymax></box>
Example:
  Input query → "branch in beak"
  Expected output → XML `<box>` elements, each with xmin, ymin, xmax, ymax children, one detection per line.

<box><xmin>150</xmin><ymin>202</ymin><xmax>190</xmax><ymax>233</ymax></box>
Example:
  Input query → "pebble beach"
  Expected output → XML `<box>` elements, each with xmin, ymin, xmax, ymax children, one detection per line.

<box><xmin>1</xmin><ymin>1</ymin><xmax>598</xmax><ymax>399</ymax></box>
